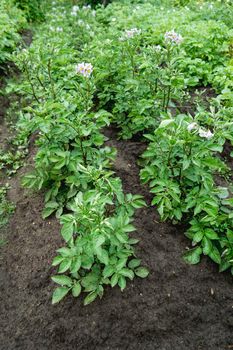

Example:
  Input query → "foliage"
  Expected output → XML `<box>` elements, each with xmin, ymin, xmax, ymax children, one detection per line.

<box><xmin>14</xmin><ymin>0</ymin><xmax>44</xmax><ymax>22</ymax></box>
<box><xmin>0</xmin><ymin>0</ymin><xmax>26</xmax><ymax>67</ymax></box>
<box><xmin>0</xmin><ymin>185</ymin><xmax>15</xmax><ymax>229</ymax></box>
<box><xmin>4</xmin><ymin>0</ymin><xmax>233</xmax><ymax>304</ymax></box>
<box><xmin>8</xmin><ymin>3</ymin><xmax>149</xmax><ymax>304</ymax></box>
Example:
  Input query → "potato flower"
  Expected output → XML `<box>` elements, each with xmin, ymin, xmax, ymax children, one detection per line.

<box><xmin>165</xmin><ymin>30</ymin><xmax>183</xmax><ymax>44</ymax></box>
<box><xmin>187</xmin><ymin>122</ymin><xmax>198</xmax><ymax>132</ymax></box>
<box><xmin>75</xmin><ymin>62</ymin><xmax>93</xmax><ymax>77</ymax></box>
<box><xmin>198</xmin><ymin>129</ymin><xmax>214</xmax><ymax>139</ymax></box>
<box><xmin>120</xmin><ymin>28</ymin><xmax>141</xmax><ymax>41</ymax></box>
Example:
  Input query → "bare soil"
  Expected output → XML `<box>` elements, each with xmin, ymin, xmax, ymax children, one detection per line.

<box><xmin>0</xmin><ymin>124</ymin><xmax>233</xmax><ymax>350</ymax></box>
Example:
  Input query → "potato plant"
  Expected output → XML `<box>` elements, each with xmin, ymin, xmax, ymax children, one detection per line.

<box><xmin>0</xmin><ymin>0</ymin><xmax>26</xmax><ymax>67</ymax></box>
<box><xmin>3</xmin><ymin>0</ymin><xmax>233</xmax><ymax>305</ymax></box>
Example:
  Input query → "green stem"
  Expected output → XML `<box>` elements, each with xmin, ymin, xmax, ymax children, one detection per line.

<box><xmin>47</xmin><ymin>57</ymin><xmax>56</xmax><ymax>100</ymax></box>
<box><xmin>61</xmin><ymin>119</ymin><xmax>87</xmax><ymax>166</ymax></box>
<box><xmin>165</xmin><ymin>85</ymin><xmax>171</xmax><ymax>112</ymax></box>
<box><xmin>24</xmin><ymin>63</ymin><xmax>40</xmax><ymax>103</ymax></box>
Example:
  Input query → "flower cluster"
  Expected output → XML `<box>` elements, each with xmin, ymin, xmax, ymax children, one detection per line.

<box><xmin>83</xmin><ymin>5</ymin><xmax>91</xmax><ymax>10</ymax></box>
<box><xmin>164</xmin><ymin>30</ymin><xmax>183</xmax><ymax>44</ymax></box>
<box><xmin>198</xmin><ymin>129</ymin><xmax>214</xmax><ymax>139</ymax></box>
<box><xmin>75</xmin><ymin>62</ymin><xmax>93</xmax><ymax>78</ymax></box>
<box><xmin>187</xmin><ymin>122</ymin><xmax>214</xmax><ymax>139</ymax></box>
<box><xmin>187</xmin><ymin>122</ymin><xmax>198</xmax><ymax>132</ymax></box>
<box><xmin>49</xmin><ymin>26</ymin><xmax>63</xmax><ymax>32</ymax></box>
<box><xmin>120</xmin><ymin>28</ymin><xmax>141</xmax><ymax>41</ymax></box>
<box><xmin>71</xmin><ymin>5</ymin><xmax>79</xmax><ymax>16</ymax></box>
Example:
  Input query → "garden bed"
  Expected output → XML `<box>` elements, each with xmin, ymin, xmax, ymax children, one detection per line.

<box><xmin>0</xmin><ymin>125</ymin><xmax>233</xmax><ymax>350</ymax></box>
<box><xmin>1</xmin><ymin>1</ymin><xmax>233</xmax><ymax>349</ymax></box>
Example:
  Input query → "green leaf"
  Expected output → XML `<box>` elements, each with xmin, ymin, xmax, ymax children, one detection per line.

<box><xmin>193</xmin><ymin>231</ymin><xmax>204</xmax><ymax>243</ymax></box>
<box><xmin>81</xmin><ymin>273</ymin><xmax>100</xmax><ymax>292</ymax></box>
<box><xmin>123</xmin><ymin>224</ymin><xmax>135</xmax><ymax>233</ymax></box>
<box><xmin>52</xmin><ymin>287</ymin><xmax>69</xmax><ymax>304</ymax></box>
<box><xmin>131</xmin><ymin>199</ymin><xmax>146</xmax><ymax>209</ymax></box>
<box><xmin>84</xmin><ymin>291</ymin><xmax>98</xmax><ymax>306</ymax></box>
<box><xmin>219</xmin><ymin>260</ymin><xmax>231</xmax><ymax>272</ymax></box>
<box><xmin>120</xmin><ymin>268</ymin><xmax>134</xmax><ymax>280</ymax></box>
<box><xmin>70</xmin><ymin>256</ymin><xmax>81</xmax><ymax>273</ymax></box>
<box><xmin>72</xmin><ymin>283</ymin><xmax>82</xmax><ymax>297</ymax></box>
<box><xmin>57</xmin><ymin>247</ymin><xmax>72</xmax><ymax>257</ymax></box>
<box><xmin>51</xmin><ymin>275</ymin><xmax>72</xmax><ymax>286</ymax></box>
<box><xmin>183</xmin><ymin>246</ymin><xmax>202</xmax><ymax>265</ymax></box>
<box><xmin>135</xmin><ymin>267</ymin><xmax>149</xmax><ymax>278</ymax></box>
<box><xmin>208</xmin><ymin>144</ymin><xmax>223</xmax><ymax>152</ymax></box>
<box><xmin>81</xmin><ymin>255</ymin><xmax>93</xmax><ymax>269</ymax></box>
<box><xmin>116</xmin><ymin>258</ymin><xmax>127</xmax><ymax>271</ymax></box>
<box><xmin>52</xmin><ymin>255</ymin><xmax>64</xmax><ymax>266</ymax></box>
<box><xmin>111</xmin><ymin>273</ymin><xmax>118</xmax><ymax>287</ymax></box>
<box><xmin>94</xmin><ymin>235</ymin><xmax>105</xmax><ymax>248</ymax></box>
<box><xmin>42</xmin><ymin>207</ymin><xmax>56</xmax><ymax>219</ymax></box>
<box><xmin>204</xmin><ymin>229</ymin><xmax>219</xmax><ymax>240</ymax></box>
<box><xmin>128</xmin><ymin>259</ymin><xmax>141</xmax><ymax>269</ymax></box>
<box><xmin>208</xmin><ymin>246</ymin><xmax>221</xmax><ymax>264</ymax></box>
<box><xmin>97</xmin><ymin>249</ymin><xmax>109</xmax><ymax>265</ymax></box>
<box><xmin>128</xmin><ymin>238</ymin><xmax>139</xmax><ymax>245</ymax></box>
<box><xmin>103</xmin><ymin>265</ymin><xmax>115</xmax><ymax>278</ymax></box>
<box><xmin>58</xmin><ymin>258</ymin><xmax>72</xmax><ymax>273</ymax></box>
<box><xmin>202</xmin><ymin>237</ymin><xmax>212</xmax><ymax>255</ymax></box>
<box><xmin>61</xmin><ymin>222</ymin><xmax>74</xmax><ymax>242</ymax></box>
<box><xmin>118</xmin><ymin>276</ymin><xmax>126</xmax><ymax>291</ymax></box>
<box><xmin>159</xmin><ymin>119</ymin><xmax>174</xmax><ymax>128</ymax></box>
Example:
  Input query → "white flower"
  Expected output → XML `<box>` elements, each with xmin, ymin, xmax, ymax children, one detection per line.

<box><xmin>125</xmin><ymin>28</ymin><xmax>141</xmax><ymax>38</ymax></box>
<box><xmin>187</xmin><ymin>122</ymin><xmax>198</xmax><ymax>132</ymax></box>
<box><xmin>165</xmin><ymin>30</ymin><xmax>183</xmax><ymax>44</ymax></box>
<box><xmin>120</xmin><ymin>28</ymin><xmax>141</xmax><ymax>41</ymax></box>
<box><xmin>75</xmin><ymin>62</ymin><xmax>93</xmax><ymax>77</ymax></box>
<box><xmin>71</xmin><ymin>5</ymin><xmax>79</xmax><ymax>16</ymax></box>
<box><xmin>198</xmin><ymin>129</ymin><xmax>214</xmax><ymax>139</ymax></box>
<box><xmin>56</xmin><ymin>27</ymin><xmax>63</xmax><ymax>32</ymax></box>
<box><xmin>72</xmin><ymin>5</ymin><xmax>79</xmax><ymax>12</ymax></box>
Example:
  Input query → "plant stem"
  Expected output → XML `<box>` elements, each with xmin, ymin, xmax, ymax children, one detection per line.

<box><xmin>24</xmin><ymin>63</ymin><xmax>40</xmax><ymax>103</ymax></box>
<box><xmin>47</xmin><ymin>57</ymin><xmax>56</xmax><ymax>100</ymax></box>
<box><xmin>165</xmin><ymin>85</ymin><xmax>171</xmax><ymax>112</ymax></box>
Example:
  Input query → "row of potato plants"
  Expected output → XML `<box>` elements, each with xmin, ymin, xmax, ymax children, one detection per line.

<box><xmin>0</xmin><ymin>0</ymin><xmax>42</xmax><ymax>239</ymax></box>
<box><xmin>105</xmin><ymin>3</ymin><xmax>233</xmax><ymax>271</ymax></box>
<box><xmin>11</xmin><ymin>2</ymin><xmax>149</xmax><ymax>305</ymax></box>
<box><xmin>0</xmin><ymin>0</ymin><xmax>34</xmax><ymax>69</ymax></box>
<box><xmin>8</xmin><ymin>0</ymin><xmax>233</xmax><ymax>303</ymax></box>
<box><xmin>73</xmin><ymin>1</ymin><xmax>233</xmax><ymax>272</ymax></box>
<box><xmin>0</xmin><ymin>1</ymin><xmax>24</xmax><ymax>67</ymax></box>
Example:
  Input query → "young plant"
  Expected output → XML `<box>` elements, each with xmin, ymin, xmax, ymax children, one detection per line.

<box><xmin>140</xmin><ymin>114</ymin><xmax>228</xmax><ymax>221</ymax></box>
<box><xmin>51</xmin><ymin>188</ymin><xmax>148</xmax><ymax>305</ymax></box>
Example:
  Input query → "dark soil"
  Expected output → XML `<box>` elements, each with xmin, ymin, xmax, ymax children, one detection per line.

<box><xmin>0</xmin><ymin>125</ymin><xmax>233</xmax><ymax>350</ymax></box>
<box><xmin>177</xmin><ymin>86</ymin><xmax>216</xmax><ymax>115</ymax></box>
